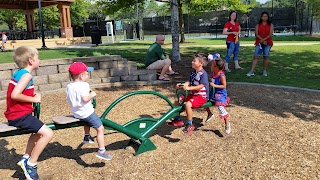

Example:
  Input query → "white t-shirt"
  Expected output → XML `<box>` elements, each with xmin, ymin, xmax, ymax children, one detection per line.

<box><xmin>66</xmin><ymin>81</ymin><xmax>94</xmax><ymax>119</ymax></box>
<box><xmin>2</xmin><ymin>35</ymin><xmax>7</xmax><ymax>42</ymax></box>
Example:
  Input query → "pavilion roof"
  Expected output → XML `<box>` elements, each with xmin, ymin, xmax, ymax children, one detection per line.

<box><xmin>0</xmin><ymin>0</ymin><xmax>75</xmax><ymax>10</ymax></box>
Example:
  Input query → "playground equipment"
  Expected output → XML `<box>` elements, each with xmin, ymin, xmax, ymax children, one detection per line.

<box><xmin>0</xmin><ymin>90</ymin><xmax>214</xmax><ymax>156</ymax></box>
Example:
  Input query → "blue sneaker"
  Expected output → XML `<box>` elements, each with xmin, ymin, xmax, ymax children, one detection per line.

<box><xmin>18</xmin><ymin>158</ymin><xmax>39</xmax><ymax>180</ymax></box>
<box><xmin>17</xmin><ymin>157</ymin><xmax>29</xmax><ymax>177</ymax></box>
<box><xmin>25</xmin><ymin>163</ymin><xmax>39</xmax><ymax>180</ymax></box>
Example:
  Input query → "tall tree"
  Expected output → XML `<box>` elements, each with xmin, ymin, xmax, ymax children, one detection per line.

<box><xmin>0</xmin><ymin>10</ymin><xmax>24</xmax><ymax>30</ymax></box>
<box><xmin>70</xmin><ymin>0</ymin><xmax>90</xmax><ymax>26</ymax></box>
<box><xmin>34</xmin><ymin>6</ymin><xmax>60</xmax><ymax>29</ymax></box>
<box><xmin>308</xmin><ymin>0</ymin><xmax>320</xmax><ymax>19</ymax></box>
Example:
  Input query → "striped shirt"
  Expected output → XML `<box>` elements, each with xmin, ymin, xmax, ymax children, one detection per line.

<box><xmin>188</xmin><ymin>69</ymin><xmax>209</xmax><ymax>99</ymax></box>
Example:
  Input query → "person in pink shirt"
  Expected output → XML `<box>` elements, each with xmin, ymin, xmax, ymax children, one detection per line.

<box><xmin>246</xmin><ymin>11</ymin><xmax>274</xmax><ymax>77</ymax></box>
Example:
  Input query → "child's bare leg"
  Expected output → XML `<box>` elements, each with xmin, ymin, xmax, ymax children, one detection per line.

<box><xmin>224</xmin><ymin>118</ymin><xmax>229</xmax><ymax>126</ymax></box>
<box><xmin>185</xmin><ymin>102</ymin><xmax>193</xmax><ymax>121</ymax></box>
<box><xmin>204</xmin><ymin>107</ymin><xmax>214</xmax><ymax>122</ymax></box>
<box><xmin>218</xmin><ymin>106</ymin><xmax>231</xmax><ymax>134</ymax></box>
<box><xmin>96</xmin><ymin>125</ymin><xmax>105</xmax><ymax>149</ymax></box>
<box><xmin>205</xmin><ymin>107</ymin><xmax>211</xmax><ymax>115</ymax></box>
<box><xmin>95</xmin><ymin>125</ymin><xmax>112</xmax><ymax>160</ymax></box>
<box><xmin>29</xmin><ymin>125</ymin><xmax>53</xmax><ymax>163</ymax></box>
<box><xmin>25</xmin><ymin>134</ymin><xmax>41</xmax><ymax>157</ymax></box>
<box><xmin>84</xmin><ymin>126</ymin><xmax>90</xmax><ymax>134</ymax></box>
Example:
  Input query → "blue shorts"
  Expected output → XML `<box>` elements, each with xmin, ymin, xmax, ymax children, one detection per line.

<box><xmin>81</xmin><ymin>112</ymin><xmax>102</xmax><ymax>129</ymax></box>
<box><xmin>8</xmin><ymin>113</ymin><xmax>44</xmax><ymax>133</ymax></box>
<box><xmin>254</xmin><ymin>44</ymin><xmax>271</xmax><ymax>57</ymax></box>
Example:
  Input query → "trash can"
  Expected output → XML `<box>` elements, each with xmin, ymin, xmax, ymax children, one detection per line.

<box><xmin>90</xmin><ymin>25</ymin><xmax>101</xmax><ymax>45</ymax></box>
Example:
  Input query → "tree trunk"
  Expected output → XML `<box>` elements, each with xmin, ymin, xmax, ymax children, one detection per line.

<box><xmin>309</xmin><ymin>4</ymin><xmax>313</xmax><ymax>36</ymax></box>
<box><xmin>178</xmin><ymin>0</ymin><xmax>185</xmax><ymax>43</ymax></box>
<box><xmin>170</xmin><ymin>0</ymin><xmax>181</xmax><ymax>62</ymax></box>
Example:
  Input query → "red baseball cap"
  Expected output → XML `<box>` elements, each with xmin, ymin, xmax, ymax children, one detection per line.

<box><xmin>68</xmin><ymin>62</ymin><xmax>94</xmax><ymax>75</ymax></box>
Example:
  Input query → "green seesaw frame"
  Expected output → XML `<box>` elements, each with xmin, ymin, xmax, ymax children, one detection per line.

<box><xmin>0</xmin><ymin>89</ymin><xmax>214</xmax><ymax>156</ymax></box>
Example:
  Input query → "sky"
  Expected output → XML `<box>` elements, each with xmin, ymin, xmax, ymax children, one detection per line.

<box><xmin>257</xmin><ymin>0</ymin><xmax>269</xmax><ymax>3</ymax></box>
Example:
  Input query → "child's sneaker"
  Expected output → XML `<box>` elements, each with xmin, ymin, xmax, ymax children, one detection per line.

<box><xmin>19</xmin><ymin>159</ymin><xmax>39</xmax><ymax>180</ymax></box>
<box><xmin>96</xmin><ymin>151</ymin><xmax>112</xmax><ymax>160</ymax></box>
<box><xmin>205</xmin><ymin>113</ymin><xmax>214</xmax><ymax>122</ymax></box>
<box><xmin>167</xmin><ymin>118</ymin><xmax>184</xmax><ymax>127</ymax></box>
<box><xmin>262</xmin><ymin>70</ymin><xmax>268</xmax><ymax>77</ymax></box>
<box><xmin>17</xmin><ymin>157</ymin><xmax>29</xmax><ymax>178</ymax></box>
<box><xmin>246</xmin><ymin>71</ymin><xmax>255</xmax><ymax>76</ymax></box>
<box><xmin>225</xmin><ymin>123</ymin><xmax>231</xmax><ymax>134</ymax></box>
<box><xmin>83</xmin><ymin>135</ymin><xmax>94</xmax><ymax>144</ymax></box>
<box><xmin>182</xmin><ymin>124</ymin><xmax>195</xmax><ymax>135</ymax></box>
<box><xmin>26</xmin><ymin>164</ymin><xmax>39</xmax><ymax>180</ymax></box>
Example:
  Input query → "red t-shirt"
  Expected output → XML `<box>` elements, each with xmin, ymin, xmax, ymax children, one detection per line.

<box><xmin>255</xmin><ymin>23</ymin><xmax>273</xmax><ymax>46</ymax></box>
<box><xmin>224</xmin><ymin>21</ymin><xmax>240</xmax><ymax>42</ymax></box>
<box><xmin>4</xmin><ymin>69</ymin><xmax>34</xmax><ymax>120</ymax></box>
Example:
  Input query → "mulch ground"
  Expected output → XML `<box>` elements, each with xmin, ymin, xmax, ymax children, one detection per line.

<box><xmin>0</xmin><ymin>58</ymin><xmax>319</xmax><ymax>179</ymax></box>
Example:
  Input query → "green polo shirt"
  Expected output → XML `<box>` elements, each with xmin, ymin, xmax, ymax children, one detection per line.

<box><xmin>145</xmin><ymin>42</ymin><xmax>166</xmax><ymax>67</ymax></box>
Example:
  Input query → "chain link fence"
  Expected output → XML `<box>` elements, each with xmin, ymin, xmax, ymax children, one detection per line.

<box><xmin>141</xmin><ymin>7</ymin><xmax>319</xmax><ymax>40</ymax></box>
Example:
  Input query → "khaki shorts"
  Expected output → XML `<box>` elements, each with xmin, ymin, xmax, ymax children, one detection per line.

<box><xmin>146</xmin><ymin>59</ymin><xmax>168</xmax><ymax>70</ymax></box>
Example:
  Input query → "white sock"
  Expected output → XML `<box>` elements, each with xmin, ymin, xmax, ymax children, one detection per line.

<box><xmin>27</xmin><ymin>159</ymin><xmax>37</xmax><ymax>167</ymax></box>
<box><xmin>98</xmin><ymin>148</ymin><xmax>106</xmax><ymax>153</ymax></box>
<box><xmin>23</xmin><ymin>155</ymin><xmax>30</xmax><ymax>159</ymax></box>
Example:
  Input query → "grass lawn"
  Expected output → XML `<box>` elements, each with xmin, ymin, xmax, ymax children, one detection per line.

<box><xmin>0</xmin><ymin>36</ymin><xmax>319</xmax><ymax>90</ymax></box>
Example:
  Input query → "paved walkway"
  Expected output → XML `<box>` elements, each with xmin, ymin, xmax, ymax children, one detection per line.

<box><xmin>179</xmin><ymin>42</ymin><xmax>320</xmax><ymax>48</ymax></box>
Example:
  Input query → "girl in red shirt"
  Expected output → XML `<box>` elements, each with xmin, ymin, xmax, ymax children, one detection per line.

<box><xmin>246</xmin><ymin>11</ymin><xmax>274</xmax><ymax>77</ymax></box>
<box><xmin>223</xmin><ymin>10</ymin><xmax>242</xmax><ymax>72</ymax></box>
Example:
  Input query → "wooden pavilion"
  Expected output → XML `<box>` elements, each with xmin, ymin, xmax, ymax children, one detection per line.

<box><xmin>0</xmin><ymin>0</ymin><xmax>75</xmax><ymax>38</ymax></box>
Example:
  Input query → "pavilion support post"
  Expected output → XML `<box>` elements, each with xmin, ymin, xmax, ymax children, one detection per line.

<box><xmin>58</xmin><ymin>3</ymin><xmax>73</xmax><ymax>38</ymax></box>
<box><xmin>25</xmin><ymin>9</ymin><xmax>36</xmax><ymax>39</ymax></box>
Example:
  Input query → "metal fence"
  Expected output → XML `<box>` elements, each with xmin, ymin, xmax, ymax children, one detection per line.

<box><xmin>71</xmin><ymin>6</ymin><xmax>319</xmax><ymax>41</ymax></box>
<box><xmin>141</xmin><ymin>7</ymin><xmax>319</xmax><ymax>39</ymax></box>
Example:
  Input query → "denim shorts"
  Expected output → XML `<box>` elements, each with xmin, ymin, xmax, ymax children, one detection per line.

<box><xmin>8</xmin><ymin>113</ymin><xmax>44</xmax><ymax>133</ymax></box>
<box><xmin>254</xmin><ymin>44</ymin><xmax>272</xmax><ymax>57</ymax></box>
<box><xmin>81</xmin><ymin>112</ymin><xmax>102</xmax><ymax>129</ymax></box>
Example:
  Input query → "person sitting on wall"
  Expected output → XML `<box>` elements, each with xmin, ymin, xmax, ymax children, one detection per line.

<box><xmin>145</xmin><ymin>34</ymin><xmax>179</xmax><ymax>81</ymax></box>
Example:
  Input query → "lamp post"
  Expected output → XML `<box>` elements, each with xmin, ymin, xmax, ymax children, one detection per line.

<box><xmin>38</xmin><ymin>0</ymin><xmax>47</xmax><ymax>49</ymax></box>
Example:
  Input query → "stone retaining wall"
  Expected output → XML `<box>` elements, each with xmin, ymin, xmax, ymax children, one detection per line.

<box><xmin>0</xmin><ymin>55</ymin><xmax>157</xmax><ymax>99</ymax></box>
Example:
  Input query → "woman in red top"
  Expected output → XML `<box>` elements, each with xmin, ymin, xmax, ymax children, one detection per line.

<box><xmin>223</xmin><ymin>10</ymin><xmax>242</xmax><ymax>72</ymax></box>
<box><xmin>246</xmin><ymin>12</ymin><xmax>274</xmax><ymax>77</ymax></box>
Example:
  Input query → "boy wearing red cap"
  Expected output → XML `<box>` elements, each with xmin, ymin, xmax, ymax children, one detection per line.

<box><xmin>66</xmin><ymin>62</ymin><xmax>112</xmax><ymax>160</ymax></box>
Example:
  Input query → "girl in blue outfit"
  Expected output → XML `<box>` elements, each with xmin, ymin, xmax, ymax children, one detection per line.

<box><xmin>205</xmin><ymin>57</ymin><xmax>231</xmax><ymax>134</ymax></box>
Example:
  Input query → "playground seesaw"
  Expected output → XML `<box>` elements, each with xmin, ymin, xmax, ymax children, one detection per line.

<box><xmin>0</xmin><ymin>89</ymin><xmax>214</xmax><ymax>156</ymax></box>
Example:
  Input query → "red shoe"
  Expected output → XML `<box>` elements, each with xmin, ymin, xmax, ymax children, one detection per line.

<box><xmin>182</xmin><ymin>124</ymin><xmax>195</xmax><ymax>135</ymax></box>
<box><xmin>167</xmin><ymin>120</ymin><xmax>184</xmax><ymax>127</ymax></box>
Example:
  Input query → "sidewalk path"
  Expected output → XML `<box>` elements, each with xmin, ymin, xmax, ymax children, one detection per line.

<box><xmin>179</xmin><ymin>42</ymin><xmax>320</xmax><ymax>48</ymax></box>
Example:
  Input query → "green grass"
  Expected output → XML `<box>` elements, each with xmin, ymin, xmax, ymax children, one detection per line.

<box><xmin>0</xmin><ymin>36</ymin><xmax>319</xmax><ymax>90</ymax></box>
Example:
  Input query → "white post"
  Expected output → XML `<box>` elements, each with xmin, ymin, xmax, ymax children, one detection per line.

<box><xmin>106</xmin><ymin>22</ymin><xmax>115</xmax><ymax>43</ymax></box>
